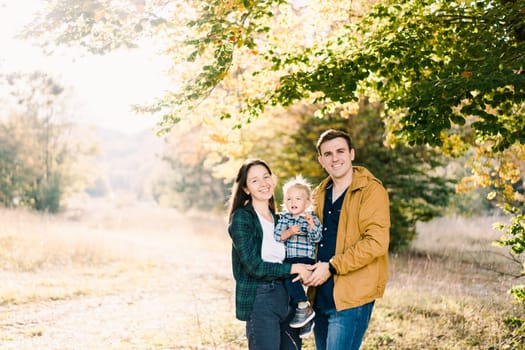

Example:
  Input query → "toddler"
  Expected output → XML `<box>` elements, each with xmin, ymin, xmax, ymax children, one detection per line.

<box><xmin>274</xmin><ymin>175</ymin><xmax>322</xmax><ymax>338</ymax></box>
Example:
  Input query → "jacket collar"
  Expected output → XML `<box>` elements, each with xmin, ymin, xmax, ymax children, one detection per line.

<box><xmin>318</xmin><ymin>166</ymin><xmax>381</xmax><ymax>193</ymax></box>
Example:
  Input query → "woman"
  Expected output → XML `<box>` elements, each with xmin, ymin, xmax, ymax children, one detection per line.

<box><xmin>228</xmin><ymin>159</ymin><xmax>311</xmax><ymax>350</ymax></box>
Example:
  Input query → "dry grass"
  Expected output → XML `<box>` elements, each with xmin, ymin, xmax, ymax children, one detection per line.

<box><xmin>411</xmin><ymin>215</ymin><xmax>520</xmax><ymax>276</ymax></box>
<box><xmin>0</xmin><ymin>211</ymin><xmax>117</xmax><ymax>271</ymax></box>
<box><xmin>0</xmin><ymin>205</ymin><xmax>167</xmax><ymax>306</ymax></box>
<box><xmin>0</xmin><ymin>205</ymin><xmax>523</xmax><ymax>349</ymax></box>
<box><xmin>364</xmin><ymin>215</ymin><xmax>524</xmax><ymax>350</ymax></box>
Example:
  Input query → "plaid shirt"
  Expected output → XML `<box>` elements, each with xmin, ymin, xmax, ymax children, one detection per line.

<box><xmin>274</xmin><ymin>211</ymin><xmax>323</xmax><ymax>260</ymax></box>
<box><xmin>228</xmin><ymin>203</ymin><xmax>291</xmax><ymax>321</ymax></box>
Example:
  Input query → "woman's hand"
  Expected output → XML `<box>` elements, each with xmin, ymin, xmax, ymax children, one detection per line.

<box><xmin>303</xmin><ymin>262</ymin><xmax>331</xmax><ymax>286</ymax></box>
<box><xmin>290</xmin><ymin>263</ymin><xmax>312</xmax><ymax>282</ymax></box>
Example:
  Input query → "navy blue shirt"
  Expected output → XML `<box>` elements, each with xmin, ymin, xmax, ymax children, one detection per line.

<box><xmin>315</xmin><ymin>182</ymin><xmax>347</xmax><ymax>311</ymax></box>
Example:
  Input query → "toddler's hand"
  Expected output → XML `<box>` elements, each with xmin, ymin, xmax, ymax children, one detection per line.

<box><xmin>304</xmin><ymin>213</ymin><xmax>315</xmax><ymax>230</ymax></box>
<box><xmin>289</xmin><ymin>224</ymin><xmax>301</xmax><ymax>235</ymax></box>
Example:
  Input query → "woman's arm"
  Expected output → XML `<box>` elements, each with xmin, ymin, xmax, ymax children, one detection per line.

<box><xmin>229</xmin><ymin>209</ymin><xmax>290</xmax><ymax>280</ymax></box>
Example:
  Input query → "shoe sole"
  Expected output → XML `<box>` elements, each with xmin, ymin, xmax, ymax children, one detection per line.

<box><xmin>300</xmin><ymin>322</ymin><xmax>315</xmax><ymax>338</ymax></box>
<box><xmin>290</xmin><ymin>310</ymin><xmax>316</xmax><ymax>328</ymax></box>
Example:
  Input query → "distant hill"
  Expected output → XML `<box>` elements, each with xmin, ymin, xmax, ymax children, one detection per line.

<box><xmin>75</xmin><ymin>125</ymin><xmax>166</xmax><ymax>200</ymax></box>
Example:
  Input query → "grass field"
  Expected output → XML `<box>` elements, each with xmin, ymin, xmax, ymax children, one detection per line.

<box><xmin>0</xmin><ymin>202</ymin><xmax>523</xmax><ymax>349</ymax></box>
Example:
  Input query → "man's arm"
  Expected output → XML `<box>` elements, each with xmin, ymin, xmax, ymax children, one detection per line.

<box><xmin>331</xmin><ymin>181</ymin><xmax>390</xmax><ymax>274</ymax></box>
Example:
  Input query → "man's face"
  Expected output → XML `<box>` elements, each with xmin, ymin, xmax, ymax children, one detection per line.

<box><xmin>317</xmin><ymin>137</ymin><xmax>355</xmax><ymax>180</ymax></box>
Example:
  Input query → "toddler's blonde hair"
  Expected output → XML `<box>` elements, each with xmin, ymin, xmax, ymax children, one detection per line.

<box><xmin>281</xmin><ymin>174</ymin><xmax>313</xmax><ymax>211</ymax></box>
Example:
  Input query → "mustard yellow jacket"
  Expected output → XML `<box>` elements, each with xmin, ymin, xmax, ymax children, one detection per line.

<box><xmin>309</xmin><ymin>166</ymin><xmax>390</xmax><ymax>310</ymax></box>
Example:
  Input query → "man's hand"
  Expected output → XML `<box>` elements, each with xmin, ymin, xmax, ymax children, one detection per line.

<box><xmin>303</xmin><ymin>262</ymin><xmax>332</xmax><ymax>286</ymax></box>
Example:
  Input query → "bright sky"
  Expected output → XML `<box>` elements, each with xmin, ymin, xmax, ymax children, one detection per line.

<box><xmin>0</xmin><ymin>1</ymin><xmax>171</xmax><ymax>134</ymax></box>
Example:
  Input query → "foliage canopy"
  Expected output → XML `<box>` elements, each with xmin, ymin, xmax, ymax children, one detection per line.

<box><xmin>158</xmin><ymin>0</ymin><xmax>524</xmax><ymax>151</ymax></box>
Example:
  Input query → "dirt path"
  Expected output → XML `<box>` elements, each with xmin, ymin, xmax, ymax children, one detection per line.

<box><xmin>0</xmin><ymin>212</ymin><xmax>239</xmax><ymax>350</ymax></box>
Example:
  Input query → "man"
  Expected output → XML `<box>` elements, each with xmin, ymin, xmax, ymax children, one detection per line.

<box><xmin>304</xmin><ymin>129</ymin><xmax>390</xmax><ymax>350</ymax></box>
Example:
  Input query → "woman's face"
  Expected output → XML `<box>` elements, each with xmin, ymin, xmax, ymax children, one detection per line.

<box><xmin>244</xmin><ymin>164</ymin><xmax>275</xmax><ymax>203</ymax></box>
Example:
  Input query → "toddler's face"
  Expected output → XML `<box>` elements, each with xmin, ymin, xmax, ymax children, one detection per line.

<box><xmin>285</xmin><ymin>187</ymin><xmax>309</xmax><ymax>216</ymax></box>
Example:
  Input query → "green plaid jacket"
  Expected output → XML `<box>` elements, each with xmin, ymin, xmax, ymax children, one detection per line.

<box><xmin>228</xmin><ymin>203</ymin><xmax>292</xmax><ymax>321</ymax></box>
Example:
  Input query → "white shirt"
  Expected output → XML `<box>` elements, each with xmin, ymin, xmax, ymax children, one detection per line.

<box><xmin>256</xmin><ymin>212</ymin><xmax>286</xmax><ymax>263</ymax></box>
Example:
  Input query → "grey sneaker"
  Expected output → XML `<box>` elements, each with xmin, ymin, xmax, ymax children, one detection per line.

<box><xmin>299</xmin><ymin>320</ymin><xmax>315</xmax><ymax>338</ymax></box>
<box><xmin>289</xmin><ymin>304</ymin><xmax>315</xmax><ymax>328</ymax></box>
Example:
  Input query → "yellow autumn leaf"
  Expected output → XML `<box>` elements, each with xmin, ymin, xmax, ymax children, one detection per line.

<box><xmin>209</xmin><ymin>133</ymin><xmax>229</xmax><ymax>144</ymax></box>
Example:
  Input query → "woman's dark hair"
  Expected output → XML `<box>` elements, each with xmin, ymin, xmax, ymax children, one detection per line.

<box><xmin>227</xmin><ymin>159</ymin><xmax>276</xmax><ymax>222</ymax></box>
<box><xmin>316</xmin><ymin>129</ymin><xmax>354</xmax><ymax>154</ymax></box>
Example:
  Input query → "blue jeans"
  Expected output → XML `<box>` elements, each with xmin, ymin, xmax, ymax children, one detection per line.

<box><xmin>314</xmin><ymin>301</ymin><xmax>375</xmax><ymax>350</ymax></box>
<box><xmin>246</xmin><ymin>280</ymin><xmax>302</xmax><ymax>350</ymax></box>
